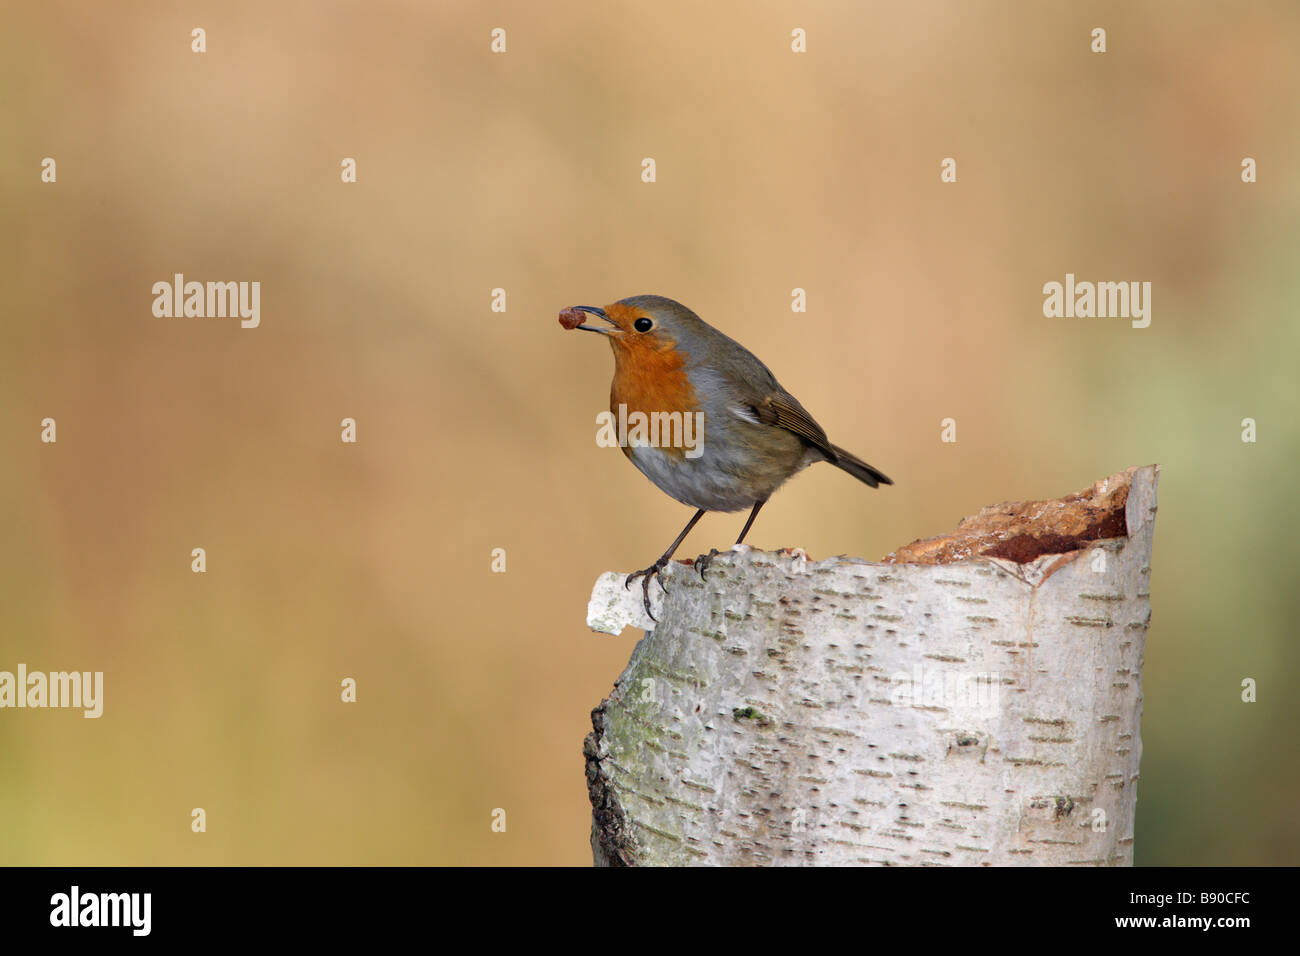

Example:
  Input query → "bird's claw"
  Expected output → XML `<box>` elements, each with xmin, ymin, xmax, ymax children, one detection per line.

<box><xmin>695</xmin><ymin>548</ymin><xmax>723</xmax><ymax>580</ymax></box>
<box><xmin>625</xmin><ymin>562</ymin><xmax>668</xmax><ymax>622</ymax></box>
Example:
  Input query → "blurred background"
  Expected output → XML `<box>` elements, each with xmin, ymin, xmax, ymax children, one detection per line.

<box><xmin>1</xmin><ymin>0</ymin><xmax>1297</xmax><ymax>865</ymax></box>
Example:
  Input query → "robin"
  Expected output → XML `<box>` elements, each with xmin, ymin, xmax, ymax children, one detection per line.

<box><xmin>562</xmin><ymin>294</ymin><xmax>892</xmax><ymax>620</ymax></box>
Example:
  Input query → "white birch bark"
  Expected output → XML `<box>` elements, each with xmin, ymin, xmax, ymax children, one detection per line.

<box><xmin>584</xmin><ymin>465</ymin><xmax>1158</xmax><ymax>866</ymax></box>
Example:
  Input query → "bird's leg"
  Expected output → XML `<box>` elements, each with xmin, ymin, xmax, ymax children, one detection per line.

<box><xmin>733</xmin><ymin>498</ymin><xmax>767</xmax><ymax>546</ymax></box>
<box><xmin>697</xmin><ymin>499</ymin><xmax>766</xmax><ymax>580</ymax></box>
<box><xmin>626</xmin><ymin>508</ymin><xmax>706</xmax><ymax>621</ymax></box>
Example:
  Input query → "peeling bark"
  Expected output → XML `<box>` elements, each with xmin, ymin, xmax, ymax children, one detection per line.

<box><xmin>584</xmin><ymin>465</ymin><xmax>1159</xmax><ymax>866</ymax></box>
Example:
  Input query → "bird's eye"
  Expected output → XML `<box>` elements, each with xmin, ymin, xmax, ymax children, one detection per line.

<box><xmin>633</xmin><ymin>317</ymin><xmax>654</xmax><ymax>333</ymax></box>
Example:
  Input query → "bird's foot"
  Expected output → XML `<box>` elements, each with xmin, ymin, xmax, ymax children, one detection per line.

<box><xmin>625</xmin><ymin>560</ymin><xmax>669</xmax><ymax>622</ymax></box>
<box><xmin>695</xmin><ymin>548</ymin><xmax>723</xmax><ymax>580</ymax></box>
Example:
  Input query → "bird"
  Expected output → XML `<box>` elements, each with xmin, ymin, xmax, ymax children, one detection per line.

<box><xmin>561</xmin><ymin>294</ymin><xmax>892</xmax><ymax>620</ymax></box>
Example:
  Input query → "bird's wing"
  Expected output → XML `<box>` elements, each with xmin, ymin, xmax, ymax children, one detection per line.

<box><xmin>704</xmin><ymin>327</ymin><xmax>839</xmax><ymax>461</ymax></box>
<box><xmin>743</xmin><ymin>392</ymin><xmax>837</xmax><ymax>462</ymax></box>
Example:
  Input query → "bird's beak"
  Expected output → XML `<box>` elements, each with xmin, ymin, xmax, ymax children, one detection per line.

<box><xmin>573</xmin><ymin>306</ymin><xmax>618</xmax><ymax>334</ymax></box>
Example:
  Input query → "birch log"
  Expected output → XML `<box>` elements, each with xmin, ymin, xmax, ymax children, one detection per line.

<box><xmin>583</xmin><ymin>465</ymin><xmax>1158</xmax><ymax>866</ymax></box>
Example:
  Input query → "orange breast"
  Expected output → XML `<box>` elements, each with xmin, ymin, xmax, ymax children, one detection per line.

<box><xmin>609</xmin><ymin>337</ymin><xmax>698</xmax><ymax>419</ymax></box>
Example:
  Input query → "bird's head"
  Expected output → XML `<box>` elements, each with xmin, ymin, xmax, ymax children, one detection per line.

<box><xmin>564</xmin><ymin>295</ymin><xmax>711</xmax><ymax>366</ymax></box>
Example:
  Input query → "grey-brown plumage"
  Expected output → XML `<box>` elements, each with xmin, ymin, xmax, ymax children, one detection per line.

<box><xmin>611</xmin><ymin>294</ymin><xmax>891</xmax><ymax>510</ymax></box>
<box><xmin>566</xmin><ymin>294</ymin><xmax>893</xmax><ymax>617</ymax></box>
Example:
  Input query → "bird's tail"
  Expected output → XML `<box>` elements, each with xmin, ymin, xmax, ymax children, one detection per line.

<box><xmin>829</xmin><ymin>444</ymin><xmax>893</xmax><ymax>489</ymax></box>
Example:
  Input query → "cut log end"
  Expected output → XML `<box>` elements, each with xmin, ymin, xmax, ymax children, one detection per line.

<box><xmin>883</xmin><ymin>465</ymin><xmax>1150</xmax><ymax>566</ymax></box>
